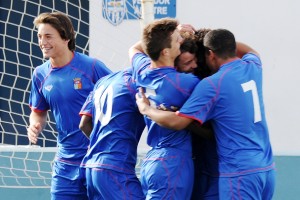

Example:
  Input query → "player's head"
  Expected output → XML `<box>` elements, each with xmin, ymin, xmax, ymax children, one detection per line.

<box><xmin>203</xmin><ymin>29</ymin><xmax>236</xmax><ymax>73</ymax></box>
<box><xmin>142</xmin><ymin>18</ymin><xmax>183</xmax><ymax>61</ymax></box>
<box><xmin>174</xmin><ymin>38</ymin><xmax>198</xmax><ymax>73</ymax></box>
<box><xmin>33</xmin><ymin>12</ymin><xmax>76</xmax><ymax>54</ymax></box>
<box><xmin>193</xmin><ymin>28</ymin><xmax>212</xmax><ymax>78</ymax></box>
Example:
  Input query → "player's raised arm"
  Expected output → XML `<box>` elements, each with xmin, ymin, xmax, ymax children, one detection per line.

<box><xmin>236</xmin><ymin>42</ymin><xmax>259</xmax><ymax>58</ymax></box>
<box><xmin>128</xmin><ymin>41</ymin><xmax>144</xmax><ymax>62</ymax></box>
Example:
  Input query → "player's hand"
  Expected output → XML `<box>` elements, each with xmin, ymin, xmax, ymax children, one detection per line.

<box><xmin>27</xmin><ymin>122</ymin><xmax>42</xmax><ymax>144</ymax></box>
<box><xmin>177</xmin><ymin>24</ymin><xmax>195</xmax><ymax>38</ymax></box>
<box><xmin>157</xmin><ymin>104</ymin><xmax>178</xmax><ymax>112</ymax></box>
<box><xmin>135</xmin><ymin>87</ymin><xmax>151</xmax><ymax>115</ymax></box>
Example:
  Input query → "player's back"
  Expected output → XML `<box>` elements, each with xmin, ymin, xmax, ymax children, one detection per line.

<box><xmin>82</xmin><ymin>68</ymin><xmax>145</xmax><ymax>174</ymax></box>
<box><xmin>218</xmin><ymin>54</ymin><xmax>272</xmax><ymax>173</ymax></box>
<box><xmin>187</xmin><ymin>53</ymin><xmax>274</xmax><ymax>175</ymax></box>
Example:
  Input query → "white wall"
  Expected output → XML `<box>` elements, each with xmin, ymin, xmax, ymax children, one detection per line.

<box><xmin>90</xmin><ymin>0</ymin><xmax>300</xmax><ymax>155</ymax></box>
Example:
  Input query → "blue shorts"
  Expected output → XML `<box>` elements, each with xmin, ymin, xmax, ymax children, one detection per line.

<box><xmin>219</xmin><ymin>170</ymin><xmax>276</xmax><ymax>200</ymax></box>
<box><xmin>85</xmin><ymin>167</ymin><xmax>144</xmax><ymax>200</ymax></box>
<box><xmin>141</xmin><ymin>148</ymin><xmax>194</xmax><ymax>200</ymax></box>
<box><xmin>51</xmin><ymin>161</ymin><xmax>87</xmax><ymax>200</ymax></box>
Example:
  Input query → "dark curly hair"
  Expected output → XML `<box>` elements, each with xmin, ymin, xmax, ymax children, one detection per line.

<box><xmin>193</xmin><ymin>28</ymin><xmax>212</xmax><ymax>78</ymax></box>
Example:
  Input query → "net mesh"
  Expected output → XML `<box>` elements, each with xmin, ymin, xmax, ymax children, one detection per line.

<box><xmin>0</xmin><ymin>0</ymin><xmax>90</xmax><ymax>147</ymax></box>
<box><xmin>0</xmin><ymin>145</ymin><xmax>145</xmax><ymax>188</ymax></box>
<box><xmin>0</xmin><ymin>145</ymin><xmax>55</xmax><ymax>188</ymax></box>
<box><xmin>0</xmin><ymin>0</ymin><xmax>89</xmax><ymax>189</ymax></box>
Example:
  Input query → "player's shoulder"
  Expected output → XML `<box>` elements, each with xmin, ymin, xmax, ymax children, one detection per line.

<box><xmin>178</xmin><ymin>72</ymin><xmax>200</xmax><ymax>83</ymax></box>
<box><xmin>74</xmin><ymin>51</ymin><xmax>108</xmax><ymax>68</ymax></box>
<box><xmin>34</xmin><ymin>60</ymin><xmax>51</xmax><ymax>74</ymax></box>
<box><xmin>242</xmin><ymin>53</ymin><xmax>262</xmax><ymax>66</ymax></box>
<box><xmin>74</xmin><ymin>51</ymin><xmax>95</xmax><ymax>63</ymax></box>
<box><xmin>132</xmin><ymin>52</ymin><xmax>150</xmax><ymax>66</ymax></box>
<box><xmin>167</xmin><ymin>72</ymin><xmax>200</xmax><ymax>90</ymax></box>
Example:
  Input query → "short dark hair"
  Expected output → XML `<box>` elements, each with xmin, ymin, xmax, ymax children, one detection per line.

<box><xmin>142</xmin><ymin>18</ymin><xmax>179</xmax><ymax>61</ymax></box>
<box><xmin>33</xmin><ymin>12</ymin><xmax>76</xmax><ymax>51</ymax></box>
<box><xmin>204</xmin><ymin>29</ymin><xmax>236</xmax><ymax>59</ymax></box>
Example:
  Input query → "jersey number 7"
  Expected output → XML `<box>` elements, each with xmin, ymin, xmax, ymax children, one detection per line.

<box><xmin>241</xmin><ymin>80</ymin><xmax>262</xmax><ymax>123</ymax></box>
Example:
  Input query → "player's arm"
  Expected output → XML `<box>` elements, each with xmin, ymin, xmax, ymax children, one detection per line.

<box><xmin>129</xmin><ymin>41</ymin><xmax>144</xmax><ymax>61</ymax></box>
<box><xmin>27</xmin><ymin>110</ymin><xmax>47</xmax><ymax>144</ymax></box>
<box><xmin>236</xmin><ymin>42</ymin><xmax>259</xmax><ymax>58</ymax></box>
<box><xmin>186</xmin><ymin>121</ymin><xmax>214</xmax><ymax>140</ymax></box>
<box><xmin>135</xmin><ymin>87</ymin><xmax>193</xmax><ymax>130</ymax></box>
<box><xmin>79</xmin><ymin>115</ymin><xmax>92</xmax><ymax>139</ymax></box>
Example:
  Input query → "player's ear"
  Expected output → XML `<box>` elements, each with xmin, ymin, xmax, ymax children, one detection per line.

<box><xmin>206</xmin><ymin>49</ymin><xmax>215</xmax><ymax>60</ymax></box>
<box><xmin>161</xmin><ymin>48</ymin><xmax>169</xmax><ymax>56</ymax></box>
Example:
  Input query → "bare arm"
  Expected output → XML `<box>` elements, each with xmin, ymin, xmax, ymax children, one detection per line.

<box><xmin>236</xmin><ymin>42</ymin><xmax>259</xmax><ymax>58</ymax></box>
<box><xmin>135</xmin><ymin>87</ymin><xmax>193</xmax><ymax>130</ymax></box>
<box><xmin>79</xmin><ymin>115</ymin><xmax>93</xmax><ymax>138</ymax></box>
<box><xmin>27</xmin><ymin>110</ymin><xmax>47</xmax><ymax>144</ymax></box>
<box><xmin>129</xmin><ymin>41</ymin><xmax>144</xmax><ymax>62</ymax></box>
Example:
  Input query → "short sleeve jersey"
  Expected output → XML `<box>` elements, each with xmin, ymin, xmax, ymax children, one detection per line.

<box><xmin>178</xmin><ymin>53</ymin><xmax>274</xmax><ymax>177</ymax></box>
<box><xmin>80</xmin><ymin>68</ymin><xmax>145</xmax><ymax>174</ymax></box>
<box><xmin>131</xmin><ymin>53</ymin><xmax>200</xmax><ymax>152</ymax></box>
<box><xmin>29</xmin><ymin>52</ymin><xmax>112</xmax><ymax>165</ymax></box>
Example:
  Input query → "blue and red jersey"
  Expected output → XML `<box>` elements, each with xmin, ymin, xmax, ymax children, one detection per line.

<box><xmin>178</xmin><ymin>53</ymin><xmax>274</xmax><ymax>177</ymax></box>
<box><xmin>29</xmin><ymin>52</ymin><xmax>112</xmax><ymax>165</ymax></box>
<box><xmin>131</xmin><ymin>53</ymin><xmax>200</xmax><ymax>153</ymax></box>
<box><xmin>80</xmin><ymin>68</ymin><xmax>145</xmax><ymax>174</ymax></box>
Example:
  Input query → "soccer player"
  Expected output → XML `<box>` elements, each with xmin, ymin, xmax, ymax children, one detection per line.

<box><xmin>172</xmin><ymin>27</ymin><xmax>219</xmax><ymax>199</ymax></box>
<box><xmin>136</xmin><ymin>29</ymin><xmax>276</xmax><ymax>200</ymax></box>
<box><xmin>78</xmin><ymin>68</ymin><xmax>146</xmax><ymax>199</ymax></box>
<box><xmin>27</xmin><ymin>12</ymin><xmax>112</xmax><ymax>200</ymax></box>
<box><xmin>180</xmin><ymin>27</ymin><xmax>220</xmax><ymax>200</ymax></box>
<box><xmin>129</xmin><ymin>18</ymin><xmax>201</xmax><ymax>199</ymax></box>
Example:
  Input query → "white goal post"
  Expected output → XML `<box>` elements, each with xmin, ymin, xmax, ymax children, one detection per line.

<box><xmin>140</xmin><ymin>0</ymin><xmax>155</xmax><ymax>28</ymax></box>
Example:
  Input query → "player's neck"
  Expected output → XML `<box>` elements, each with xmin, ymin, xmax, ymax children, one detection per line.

<box><xmin>150</xmin><ymin>58</ymin><xmax>175</xmax><ymax>69</ymax></box>
<box><xmin>219</xmin><ymin>56</ymin><xmax>239</xmax><ymax>66</ymax></box>
<box><xmin>50</xmin><ymin>51</ymin><xmax>74</xmax><ymax>68</ymax></box>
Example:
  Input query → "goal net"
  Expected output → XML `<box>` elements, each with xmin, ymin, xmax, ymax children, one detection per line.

<box><xmin>0</xmin><ymin>145</ymin><xmax>145</xmax><ymax>189</ymax></box>
<box><xmin>0</xmin><ymin>0</ymin><xmax>91</xmax><ymax>191</ymax></box>
<box><xmin>0</xmin><ymin>145</ymin><xmax>55</xmax><ymax>188</ymax></box>
<box><xmin>0</xmin><ymin>0</ymin><xmax>90</xmax><ymax>147</ymax></box>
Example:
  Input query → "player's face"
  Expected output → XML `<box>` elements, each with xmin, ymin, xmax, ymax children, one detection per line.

<box><xmin>169</xmin><ymin>29</ymin><xmax>183</xmax><ymax>60</ymax></box>
<box><xmin>205</xmin><ymin>51</ymin><xmax>218</xmax><ymax>74</ymax></box>
<box><xmin>176</xmin><ymin>52</ymin><xmax>197</xmax><ymax>73</ymax></box>
<box><xmin>37</xmin><ymin>23</ymin><xmax>69</xmax><ymax>59</ymax></box>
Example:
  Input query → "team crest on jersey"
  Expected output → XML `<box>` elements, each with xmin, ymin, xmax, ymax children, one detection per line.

<box><xmin>73</xmin><ymin>78</ymin><xmax>82</xmax><ymax>89</ymax></box>
<box><xmin>44</xmin><ymin>85</ymin><xmax>53</xmax><ymax>92</ymax></box>
<box><xmin>102</xmin><ymin>0</ymin><xmax>126</xmax><ymax>26</ymax></box>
